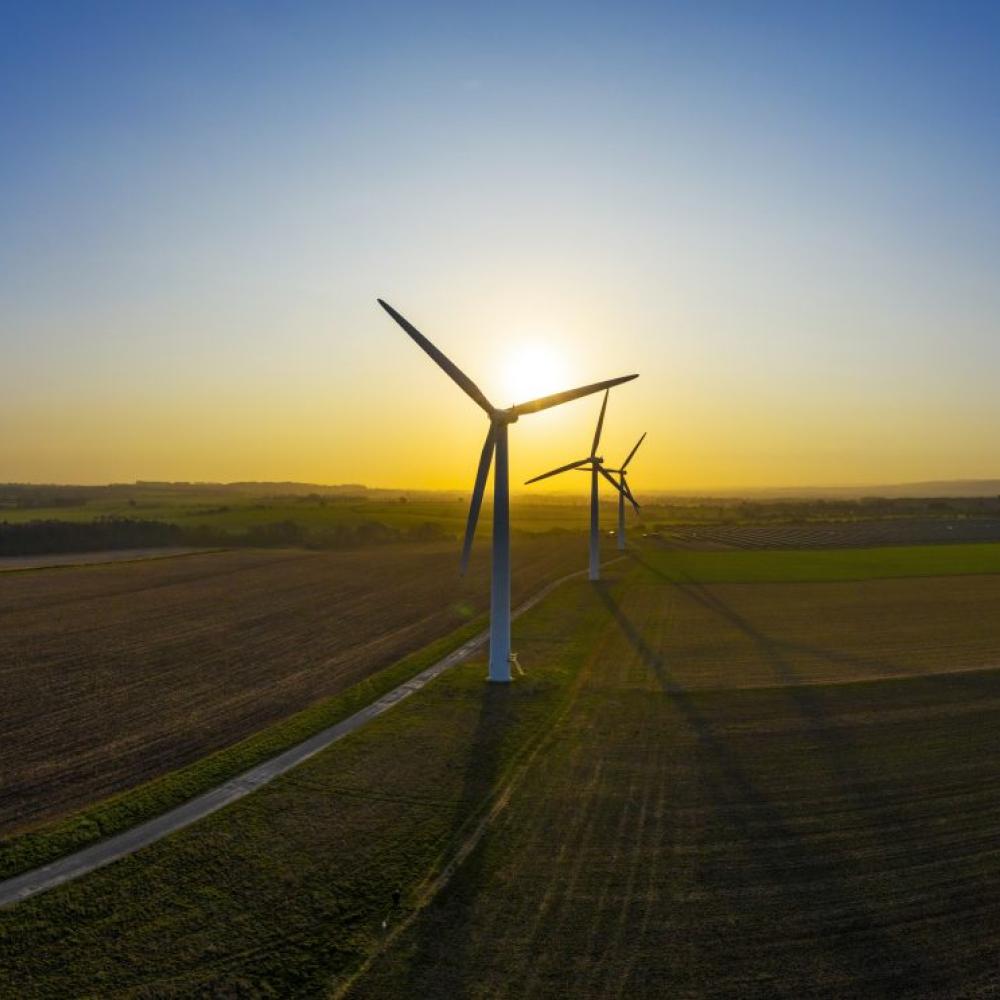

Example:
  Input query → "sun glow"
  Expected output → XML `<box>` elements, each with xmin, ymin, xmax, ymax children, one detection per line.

<box><xmin>498</xmin><ymin>341</ymin><xmax>572</xmax><ymax>407</ymax></box>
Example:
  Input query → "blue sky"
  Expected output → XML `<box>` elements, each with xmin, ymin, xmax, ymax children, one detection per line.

<box><xmin>2</xmin><ymin>1</ymin><xmax>998</xmax><ymax>487</ymax></box>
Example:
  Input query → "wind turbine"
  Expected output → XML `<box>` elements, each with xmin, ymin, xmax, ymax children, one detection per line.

<box><xmin>378</xmin><ymin>298</ymin><xmax>638</xmax><ymax>683</ymax></box>
<box><xmin>524</xmin><ymin>390</ymin><xmax>636</xmax><ymax>581</ymax></box>
<box><xmin>607</xmin><ymin>433</ymin><xmax>645</xmax><ymax>550</ymax></box>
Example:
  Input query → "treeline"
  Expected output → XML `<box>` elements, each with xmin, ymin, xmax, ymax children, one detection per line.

<box><xmin>0</xmin><ymin>518</ymin><xmax>183</xmax><ymax>556</ymax></box>
<box><xmin>0</xmin><ymin>491</ymin><xmax>90</xmax><ymax>510</ymax></box>
<box><xmin>647</xmin><ymin>495</ymin><xmax>1000</xmax><ymax>525</ymax></box>
<box><xmin>0</xmin><ymin>517</ymin><xmax>452</xmax><ymax>557</ymax></box>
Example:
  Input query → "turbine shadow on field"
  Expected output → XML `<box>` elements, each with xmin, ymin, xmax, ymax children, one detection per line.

<box><xmin>632</xmin><ymin>552</ymin><xmax>962</xmax><ymax>847</ymax></box>
<box><xmin>593</xmin><ymin>576</ymin><xmax>949</xmax><ymax>991</ymax></box>
<box><xmin>633</xmin><ymin>553</ymin><xmax>905</xmax><ymax>680</ymax></box>
<box><xmin>397</xmin><ymin>679</ymin><xmax>517</xmax><ymax>995</ymax></box>
<box><xmin>631</xmin><ymin>552</ymin><xmax>919</xmax><ymax>799</ymax></box>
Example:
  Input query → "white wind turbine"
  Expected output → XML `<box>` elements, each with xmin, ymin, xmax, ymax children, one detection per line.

<box><xmin>606</xmin><ymin>433</ymin><xmax>645</xmax><ymax>550</ymax></box>
<box><xmin>378</xmin><ymin>298</ymin><xmax>638</xmax><ymax>682</ymax></box>
<box><xmin>523</xmin><ymin>389</ymin><xmax>638</xmax><ymax>580</ymax></box>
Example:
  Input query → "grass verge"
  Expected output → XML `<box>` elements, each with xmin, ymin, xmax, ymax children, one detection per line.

<box><xmin>0</xmin><ymin>613</ymin><xmax>490</xmax><ymax>882</ymax></box>
<box><xmin>0</xmin><ymin>579</ymin><xmax>611</xmax><ymax>997</ymax></box>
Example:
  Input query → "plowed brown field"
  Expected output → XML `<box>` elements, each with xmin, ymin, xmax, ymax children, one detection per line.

<box><xmin>0</xmin><ymin>537</ymin><xmax>587</xmax><ymax>834</ymax></box>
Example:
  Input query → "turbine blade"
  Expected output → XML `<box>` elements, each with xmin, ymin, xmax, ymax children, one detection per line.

<box><xmin>598</xmin><ymin>465</ymin><xmax>628</xmax><ymax>499</ymax></box>
<box><xmin>378</xmin><ymin>299</ymin><xmax>494</xmax><ymax>415</ymax></box>
<box><xmin>512</xmin><ymin>373</ymin><xmax>637</xmax><ymax>416</ymax></box>
<box><xmin>591</xmin><ymin>389</ymin><xmax>609</xmax><ymax>457</ymax></box>
<box><xmin>524</xmin><ymin>457</ymin><xmax>594</xmax><ymax>485</ymax></box>
<box><xmin>621</xmin><ymin>432</ymin><xmax>646</xmax><ymax>470</ymax></box>
<box><xmin>460</xmin><ymin>424</ymin><xmax>496</xmax><ymax>575</ymax></box>
<box><xmin>621</xmin><ymin>477</ymin><xmax>641</xmax><ymax>512</ymax></box>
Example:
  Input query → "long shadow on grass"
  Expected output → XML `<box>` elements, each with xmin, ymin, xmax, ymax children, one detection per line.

<box><xmin>390</xmin><ymin>679</ymin><xmax>520</xmax><ymax>997</ymax></box>
<box><xmin>594</xmin><ymin>577</ymin><xmax>950</xmax><ymax>995</ymax></box>
<box><xmin>635</xmin><ymin>555</ymin><xmax>1000</xmax><ymax>816</ymax></box>
<box><xmin>632</xmin><ymin>552</ymin><xmax>909</xmax><ymax>782</ymax></box>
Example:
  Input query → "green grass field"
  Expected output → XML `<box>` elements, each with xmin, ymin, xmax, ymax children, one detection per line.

<box><xmin>638</xmin><ymin>540</ymin><xmax>1000</xmax><ymax>582</ymax></box>
<box><xmin>0</xmin><ymin>490</ymin><xmax>602</xmax><ymax>535</ymax></box>
<box><xmin>7</xmin><ymin>486</ymin><xmax>1000</xmax><ymax>559</ymax></box>
<box><xmin>4</xmin><ymin>544</ymin><xmax>1000</xmax><ymax>996</ymax></box>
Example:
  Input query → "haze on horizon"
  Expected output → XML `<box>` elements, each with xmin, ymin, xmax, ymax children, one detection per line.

<box><xmin>2</xmin><ymin>2</ymin><xmax>999</xmax><ymax>493</ymax></box>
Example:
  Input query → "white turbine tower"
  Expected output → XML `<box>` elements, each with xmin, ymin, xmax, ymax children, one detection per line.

<box><xmin>524</xmin><ymin>390</ymin><xmax>636</xmax><ymax>580</ymax></box>
<box><xmin>608</xmin><ymin>433</ymin><xmax>645</xmax><ymax>550</ymax></box>
<box><xmin>378</xmin><ymin>299</ymin><xmax>638</xmax><ymax>683</ymax></box>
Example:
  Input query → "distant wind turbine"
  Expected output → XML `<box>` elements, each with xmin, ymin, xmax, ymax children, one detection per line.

<box><xmin>606</xmin><ymin>433</ymin><xmax>645</xmax><ymax>550</ymax></box>
<box><xmin>524</xmin><ymin>389</ymin><xmax>637</xmax><ymax>580</ymax></box>
<box><xmin>378</xmin><ymin>298</ymin><xmax>638</xmax><ymax>682</ymax></box>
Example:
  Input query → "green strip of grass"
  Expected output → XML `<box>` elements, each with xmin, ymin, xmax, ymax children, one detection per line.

<box><xmin>0</xmin><ymin>580</ymin><xmax>611</xmax><ymax>997</ymax></box>
<box><xmin>637</xmin><ymin>541</ymin><xmax>1000</xmax><ymax>583</ymax></box>
<box><xmin>0</xmin><ymin>613</ymin><xmax>491</xmax><ymax>882</ymax></box>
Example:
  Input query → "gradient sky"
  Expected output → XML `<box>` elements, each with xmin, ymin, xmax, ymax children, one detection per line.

<box><xmin>2</xmin><ymin>1</ymin><xmax>999</xmax><ymax>491</ymax></box>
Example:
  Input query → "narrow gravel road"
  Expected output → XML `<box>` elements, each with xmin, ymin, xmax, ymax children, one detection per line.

<box><xmin>0</xmin><ymin>562</ymin><xmax>602</xmax><ymax>908</ymax></box>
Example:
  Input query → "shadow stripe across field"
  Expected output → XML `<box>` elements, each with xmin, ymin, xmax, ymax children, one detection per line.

<box><xmin>0</xmin><ymin>561</ymin><xmax>615</xmax><ymax>909</ymax></box>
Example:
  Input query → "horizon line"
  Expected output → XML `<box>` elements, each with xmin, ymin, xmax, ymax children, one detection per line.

<box><xmin>4</xmin><ymin>476</ymin><xmax>1000</xmax><ymax>498</ymax></box>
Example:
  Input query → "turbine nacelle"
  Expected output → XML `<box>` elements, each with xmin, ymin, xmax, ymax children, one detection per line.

<box><xmin>379</xmin><ymin>295</ymin><xmax>639</xmax><ymax>680</ymax></box>
<box><xmin>525</xmin><ymin>396</ymin><xmax>643</xmax><ymax>517</ymax></box>
<box><xmin>379</xmin><ymin>295</ymin><xmax>639</xmax><ymax>679</ymax></box>
<box><xmin>377</xmin><ymin>297</ymin><xmax>637</xmax><ymax>573</ymax></box>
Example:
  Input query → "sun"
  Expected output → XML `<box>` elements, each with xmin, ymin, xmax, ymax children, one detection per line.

<box><xmin>498</xmin><ymin>341</ymin><xmax>571</xmax><ymax>406</ymax></box>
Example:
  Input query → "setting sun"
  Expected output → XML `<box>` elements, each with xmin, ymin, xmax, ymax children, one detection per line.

<box><xmin>498</xmin><ymin>341</ymin><xmax>572</xmax><ymax>406</ymax></box>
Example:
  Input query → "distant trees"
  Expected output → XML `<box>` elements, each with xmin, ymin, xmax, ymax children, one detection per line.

<box><xmin>307</xmin><ymin>519</ymin><xmax>450</xmax><ymax>549</ymax></box>
<box><xmin>404</xmin><ymin>520</ymin><xmax>449</xmax><ymax>543</ymax></box>
<box><xmin>0</xmin><ymin>516</ymin><xmax>455</xmax><ymax>557</ymax></box>
<box><xmin>244</xmin><ymin>520</ymin><xmax>305</xmax><ymax>546</ymax></box>
<box><xmin>0</xmin><ymin>518</ymin><xmax>182</xmax><ymax>556</ymax></box>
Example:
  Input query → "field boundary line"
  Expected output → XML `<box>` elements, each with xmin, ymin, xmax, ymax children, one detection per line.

<box><xmin>0</xmin><ymin>546</ymin><xmax>229</xmax><ymax>573</ymax></box>
<box><xmin>0</xmin><ymin>557</ymin><xmax>622</xmax><ymax>909</ymax></box>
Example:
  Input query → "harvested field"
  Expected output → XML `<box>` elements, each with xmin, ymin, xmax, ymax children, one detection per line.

<box><xmin>0</xmin><ymin>536</ymin><xmax>587</xmax><ymax>835</ymax></box>
<box><xmin>359</xmin><ymin>575</ymin><xmax>1000</xmax><ymax>998</ymax></box>
<box><xmin>4</xmin><ymin>553</ymin><xmax>1000</xmax><ymax>996</ymax></box>
<box><xmin>607</xmin><ymin>558</ymin><xmax>1000</xmax><ymax>689</ymax></box>
<box><xmin>660</xmin><ymin>517</ymin><xmax>1000</xmax><ymax>549</ymax></box>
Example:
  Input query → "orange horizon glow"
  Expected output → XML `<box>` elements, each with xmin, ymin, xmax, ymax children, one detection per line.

<box><xmin>3</xmin><ymin>7</ymin><xmax>998</xmax><ymax>492</ymax></box>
